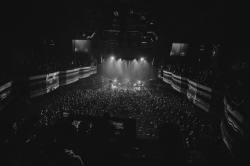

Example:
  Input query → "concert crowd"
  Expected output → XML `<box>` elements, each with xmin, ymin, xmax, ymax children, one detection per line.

<box><xmin>1</xmin><ymin>75</ymin><xmax>227</xmax><ymax>166</ymax></box>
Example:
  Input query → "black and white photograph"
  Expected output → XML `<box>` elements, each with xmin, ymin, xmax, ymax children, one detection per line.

<box><xmin>1</xmin><ymin>0</ymin><xmax>249</xmax><ymax>166</ymax></box>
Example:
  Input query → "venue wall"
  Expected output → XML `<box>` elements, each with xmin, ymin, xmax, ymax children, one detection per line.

<box><xmin>0</xmin><ymin>66</ymin><xmax>97</xmax><ymax>111</ymax></box>
<box><xmin>158</xmin><ymin>70</ymin><xmax>247</xmax><ymax>155</ymax></box>
<box><xmin>159</xmin><ymin>70</ymin><xmax>212</xmax><ymax>112</ymax></box>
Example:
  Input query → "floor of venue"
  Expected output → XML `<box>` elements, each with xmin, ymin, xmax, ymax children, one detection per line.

<box><xmin>3</xmin><ymin>74</ymin><xmax>232</xmax><ymax>166</ymax></box>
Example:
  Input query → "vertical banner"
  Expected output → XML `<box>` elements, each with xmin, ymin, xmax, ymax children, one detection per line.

<box><xmin>29</xmin><ymin>74</ymin><xmax>47</xmax><ymax>98</ymax></box>
<box><xmin>0</xmin><ymin>81</ymin><xmax>12</xmax><ymax>111</ymax></box>
<box><xmin>46</xmin><ymin>72</ymin><xmax>59</xmax><ymax>93</ymax></box>
<box><xmin>187</xmin><ymin>81</ymin><xmax>197</xmax><ymax>102</ymax></box>
<box><xmin>221</xmin><ymin>96</ymin><xmax>248</xmax><ymax>155</ymax></box>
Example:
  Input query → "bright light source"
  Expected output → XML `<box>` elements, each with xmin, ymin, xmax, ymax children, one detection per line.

<box><xmin>138</xmin><ymin>80</ymin><xmax>141</xmax><ymax>84</ymax></box>
<box><xmin>114</xmin><ymin>78</ymin><xmax>117</xmax><ymax>82</ymax></box>
<box><xmin>140</xmin><ymin>57</ymin><xmax>145</xmax><ymax>61</ymax></box>
<box><xmin>110</xmin><ymin>56</ymin><xmax>115</xmax><ymax>61</ymax></box>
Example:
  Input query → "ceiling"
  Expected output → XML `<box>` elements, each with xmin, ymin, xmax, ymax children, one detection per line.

<box><xmin>4</xmin><ymin>0</ymin><xmax>224</xmax><ymax>54</ymax></box>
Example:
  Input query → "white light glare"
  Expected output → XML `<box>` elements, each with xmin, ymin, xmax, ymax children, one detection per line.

<box><xmin>110</xmin><ymin>56</ymin><xmax>115</xmax><ymax>61</ymax></box>
<box><xmin>140</xmin><ymin>57</ymin><xmax>145</xmax><ymax>61</ymax></box>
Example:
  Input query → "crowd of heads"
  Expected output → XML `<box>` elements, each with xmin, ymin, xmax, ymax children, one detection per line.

<box><xmin>1</xmin><ymin>75</ymin><xmax>224</xmax><ymax>165</ymax></box>
<box><xmin>36</xmin><ymin>80</ymin><xmax>215</xmax><ymax>140</ymax></box>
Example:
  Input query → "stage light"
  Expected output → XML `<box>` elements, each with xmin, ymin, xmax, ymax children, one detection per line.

<box><xmin>110</xmin><ymin>56</ymin><xmax>115</xmax><ymax>61</ymax></box>
<box><xmin>140</xmin><ymin>57</ymin><xmax>145</xmax><ymax>61</ymax></box>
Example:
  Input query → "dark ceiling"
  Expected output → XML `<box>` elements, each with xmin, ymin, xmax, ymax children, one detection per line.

<box><xmin>3</xmin><ymin>0</ymin><xmax>224</xmax><ymax>56</ymax></box>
